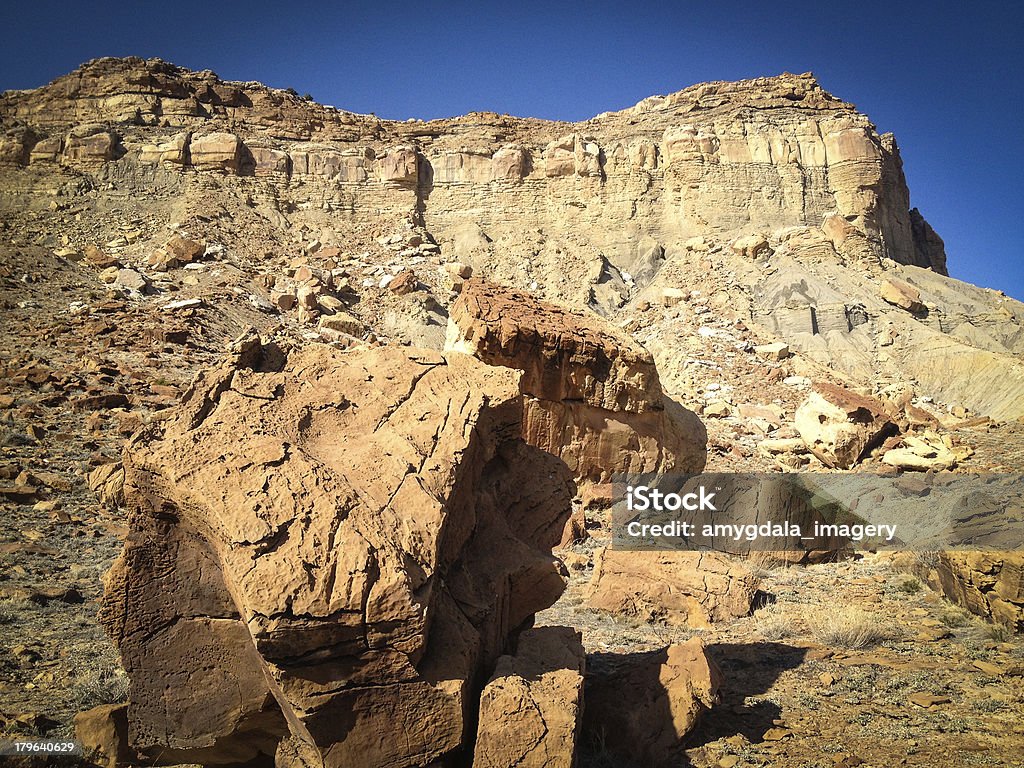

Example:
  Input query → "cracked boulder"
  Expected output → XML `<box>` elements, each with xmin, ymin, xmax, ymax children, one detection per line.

<box><xmin>795</xmin><ymin>383</ymin><xmax>896</xmax><ymax>469</ymax></box>
<box><xmin>582</xmin><ymin>639</ymin><xmax>721</xmax><ymax>767</ymax></box>
<box><xmin>99</xmin><ymin>334</ymin><xmax>574</xmax><ymax>767</ymax></box>
<box><xmin>446</xmin><ymin>278</ymin><xmax>707</xmax><ymax>486</ymax></box>
<box><xmin>473</xmin><ymin>627</ymin><xmax>585</xmax><ymax>768</ymax></box>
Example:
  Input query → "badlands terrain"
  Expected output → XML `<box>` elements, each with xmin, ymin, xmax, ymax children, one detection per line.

<box><xmin>0</xmin><ymin>57</ymin><xmax>1023</xmax><ymax>767</ymax></box>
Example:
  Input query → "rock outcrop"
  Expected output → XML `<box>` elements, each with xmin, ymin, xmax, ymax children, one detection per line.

<box><xmin>99</xmin><ymin>334</ymin><xmax>575</xmax><ymax>767</ymax></box>
<box><xmin>447</xmin><ymin>278</ymin><xmax>707</xmax><ymax>484</ymax></box>
<box><xmin>931</xmin><ymin>552</ymin><xmax>1024</xmax><ymax>631</ymax></box>
<box><xmin>588</xmin><ymin>549</ymin><xmax>760</xmax><ymax>627</ymax></box>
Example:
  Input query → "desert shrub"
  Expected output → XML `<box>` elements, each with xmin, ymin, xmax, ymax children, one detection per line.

<box><xmin>754</xmin><ymin>602</ymin><xmax>795</xmax><ymax>641</ymax></box>
<box><xmin>806</xmin><ymin>606</ymin><xmax>891</xmax><ymax>649</ymax></box>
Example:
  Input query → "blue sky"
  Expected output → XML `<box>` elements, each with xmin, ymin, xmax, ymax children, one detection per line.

<box><xmin>2</xmin><ymin>0</ymin><xmax>1021</xmax><ymax>299</ymax></box>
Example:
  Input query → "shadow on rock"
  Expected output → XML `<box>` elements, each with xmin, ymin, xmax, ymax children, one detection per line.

<box><xmin>688</xmin><ymin>641</ymin><xmax>808</xmax><ymax>746</ymax></box>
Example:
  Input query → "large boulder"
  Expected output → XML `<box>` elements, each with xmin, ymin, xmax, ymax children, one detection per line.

<box><xmin>795</xmin><ymin>383</ymin><xmax>896</xmax><ymax>469</ymax></box>
<box><xmin>588</xmin><ymin>549</ymin><xmax>759</xmax><ymax>627</ymax></box>
<box><xmin>99</xmin><ymin>333</ymin><xmax>574</xmax><ymax>767</ymax></box>
<box><xmin>583</xmin><ymin>639</ymin><xmax>721</xmax><ymax>767</ymax></box>
<box><xmin>880</xmin><ymin>277</ymin><xmax>925</xmax><ymax>313</ymax></box>
<box><xmin>446</xmin><ymin>278</ymin><xmax>706</xmax><ymax>484</ymax></box>
<box><xmin>473</xmin><ymin>627</ymin><xmax>585</xmax><ymax>768</ymax></box>
<box><xmin>63</xmin><ymin>125</ymin><xmax>119</xmax><ymax>163</ymax></box>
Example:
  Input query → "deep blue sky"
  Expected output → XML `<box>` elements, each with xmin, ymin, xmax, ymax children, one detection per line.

<box><xmin>2</xmin><ymin>1</ymin><xmax>1021</xmax><ymax>299</ymax></box>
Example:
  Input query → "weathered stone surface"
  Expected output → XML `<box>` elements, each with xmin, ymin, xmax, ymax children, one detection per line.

<box><xmin>0</xmin><ymin>127</ymin><xmax>36</xmax><ymax>165</ymax></box>
<box><xmin>822</xmin><ymin>213</ymin><xmax>877</xmax><ymax>263</ymax></box>
<box><xmin>491</xmin><ymin>146</ymin><xmax>526</xmax><ymax>181</ymax></box>
<box><xmin>473</xmin><ymin>627</ymin><xmax>584</xmax><ymax>768</ymax></box>
<box><xmin>448</xmin><ymin>278</ymin><xmax>663</xmax><ymax>413</ymax></box>
<box><xmin>932</xmin><ymin>552</ymin><xmax>1024</xmax><ymax>631</ymax></box>
<box><xmin>74</xmin><ymin>703</ymin><xmax>131</xmax><ymax>768</ymax></box>
<box><xmin>88</xmin><ymin>461</ymin><xmax>125</xmax><ymax>507</ymax></box>
<box><xmin>29</xmin><ymin>135</ymin><xmax>62</xmax><ymax>163</ymax></box>
<box><xmin>113</xmin><ymin>268</ymin><xmax>149</xmax><ymax>293</ymax></box>
<box><xmin>138</xmin><ymin>131</ymin><xmax>189</xmax><ymax>165</ymax></box>
<box><xmin>388</xmin><ymin>268</ymin><xmax>418</xmax><ymax>295</ymax></box>
<box><xmin>583</xmin><ymin>639</ymin><xmax>721</xmax><ymax>767</ymax></box>
<box><xmin>377</xmin><ymin>146</ymin><xmax>418</xmax><ymax>183</ymax></box>
<box><xmin>99</xmin><ymin>336</ymin><xmax>573</xmax><ymax>767</ymax></box>
<box><xmin>318</xmin><ymin>311</ymin><xmax>363</xmax><ymax>336</ymax></box>
<box><xmin>189</xmin><ymin>132</ymin><xmax>241</xmax><ymax>172</ymax></box>
<box><xmin>731</xmin><ymin>233</ymin><xmax>772</xmax><ymax>259</ymax></box>
<box><xmin>880</xmin><ymin>277</ymin><xmax>925</xmax><ymax>312</ymax></box>
<box><xmin>447</xmin><ymin>279</ymin><xmax>706</xmax><ymax>484</ymax></box>
<box><xmin>795</xmin><ymin>383</ymin><xmax>895</xmax><ymax>468</ymax></box>
<box><xmin>588</xmin><ymin>549</ymin><xmax>759</xmax><ymax>626</ymax></box>
<box><xmin>64</xmin><ymin>126</ymin><xmax>118</xmax><ymax>163</ymax></box>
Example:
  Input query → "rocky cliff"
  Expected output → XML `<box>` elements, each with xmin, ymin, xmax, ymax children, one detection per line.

<box><xmin>4</xmin><ymin>56</ymin><xmax>1022</xmax><ymax>423</ymax></box>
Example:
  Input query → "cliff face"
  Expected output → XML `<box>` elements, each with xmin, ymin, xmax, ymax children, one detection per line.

<box><xmin>1</xmin><ymin>56</ymin><xmax>944</xmax><ymax>274</ymax></box>
<box><xmin>3</xmin><ymin>56</ymin><xmax>1022</xmax><ymax>423</ymax></box>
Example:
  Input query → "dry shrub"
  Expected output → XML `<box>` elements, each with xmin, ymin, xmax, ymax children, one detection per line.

<box><xmin>806</xmin><ymin>606</ymin><xmax>891</xmax><ymax>649</ymax></box>
<box><xmin>754</xmin><ymin>602</ymin><xmax>796</xmax><ymax>641</ymax></box>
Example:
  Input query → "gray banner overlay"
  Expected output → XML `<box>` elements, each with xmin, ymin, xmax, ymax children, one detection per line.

<box><xmin>610</xmin><ymin>473</ymin><xmax>1024</xmax><ymax>553</ymax></box>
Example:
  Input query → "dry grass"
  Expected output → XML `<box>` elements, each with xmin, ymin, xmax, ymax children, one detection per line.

<box><xmin>806</xmin><ymin>606</ymin><xmax>892</xmax><ymax>649</ymax></box>
<box><xmin>68</xmin><ymin>658</ymin><xmax>129</xmax><ymax>709</ymax></box>
<box><xmin>754</xmin><ymin>602</ymin><xmax>797</xmax><ymax>641</ymax></box>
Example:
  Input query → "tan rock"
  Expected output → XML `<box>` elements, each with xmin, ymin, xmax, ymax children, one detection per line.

<box><xmin>29</xmin><ymin>136</ymin><xmax>62</xmax><ymax>163</ymax></box>
<box><xmin>74</xmin><ymin>704</ymin><xmax>130</xmax><ymax>768</ymax></box>
<box><xmin>87</xmin><ymin>462</ymin><xmax>125</xmax><ymax>508</ymax></box>
<box><xmin>189</xmin><ymin>132</ymin><xmax>242</xmax><ymax>172</ymax></box>
<box><xmin>754</xmin><ymin>342</ymin><xmax>790</xmax><ymax>360</ymax></box>
<box><xmin>703</xmin><ymin>401</ymin><xmax>731</xmax><ymax>418</ymax></box>
<box><xmin>446</xmin><ymin>261</ymin><xmax>473</xmax><ymax>279</ymax></box>
<box><xmin>388</xmin><ymin>269</ymin><xmax>418</xmax><ymax>295</ymax></box>
<box><xmin>880</xmin><ymin>278</ymin><xmax>925</xmax><ymax>313</ymax></box>
<box><xmin>931</xmin><ymin>552</ymin><xmax>1024</xmax><ymax>630</ymax></box>
<box><xmin>84</xmin><ymin>245</ymin><xmax>119</xmax><ymax>269</ymax></box>
<box><xmin>447</xmin><ymin>279</ymin><xmax>706</xmax><ymax>484</ymax></box>
<box><xmin>491</xmin><ymin>146</ymin><xmax>526</xmax><ymax>181</ymax></box>
<box><xmin>274</xmin><ymin>292</ymin><xmax>297</xmax><ymax>311</ymax></box>
<box><xmin>795</xmin><ymin>383</ymin><xmax>895</xmax><ymax>468</ymax></box>
<box><xmin>317</xmin><ymin>294</ymin><xmax>344</xmax><ymax>312</ymax></box>
<box><xmin>296</xmin><ymin>284</ymin><xmax>319</xmax><ymax>310</ymax></box>
<box><xmin>318</xmin><ymin>311</ymin><xmax>363</xmax><ymax>336</ymax></box>
<box><xmin>164</xmin><ymin>235</ymin><xmax>204</xmax><ymax>264</ymax></box>
<box><xmin>377</xmin><ymin>146</ymin><xmax>418</xmax><ymax>183</ymax></box>
<box><xmin>99</xmin><ymin>338</ymin><xmax>574</xmax><ymax>766</ymax></box>
<box><xmin>448</xmin><ymin>278</ymin><xmax>662</xmax><ymax>413</ymax></box>
<box><xmin>662</xmin><ymin>287</ymin><xmax>687</xmax><ymax>307</ymax></box>
<box><xmin>473</xmin><ymin>627</ymin><xmax>584</xmax><ymax>768</ymax></box>
<box><xmin>588</xmin><ymin>549</ymin><xmax>759</xmax><ymax>627</ymax></box>
<box><xmin>731</xmin><ymin>233</ymin><xmax>772</xmax><ymax>259</ymax></box>
<box><xmin>64</xmin><ymin>127</ymin><xmax>118</xmax><ymax>163</ymax></box>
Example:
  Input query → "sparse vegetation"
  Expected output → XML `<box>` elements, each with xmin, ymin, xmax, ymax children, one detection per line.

<box><xmin>68</xmin><ymin>659</ymin><xmax>129</xmax><ymax>709</ymax></box>
<box><xmin>987</xmin><ymin>623</ymin><xmax>1012</xmax><ymax>642</ymax></box>
<box><xmin>939</xmin><ymin>608</ymin><xmax>970</xmax><ymax>628</ymax></box>
<box><xmin>896</xmin><ymin>576</ymin><xmax>923</xmax><ymax>594</ymax></box>
<box><xmin>806</xmin><ymin>606</ymin><xmax>892</xmax><ymax>649</ymax></box>
<box><xmin>754</xmin><ymin>602</ymin><xmax>796</xmax><ymax>641</ymax></box>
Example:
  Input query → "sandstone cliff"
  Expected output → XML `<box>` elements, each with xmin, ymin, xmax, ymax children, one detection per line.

<box><xmin>4</xmin><ymin>56</ymin><xmax>1022</xmax><ymax>424</ymax></box>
